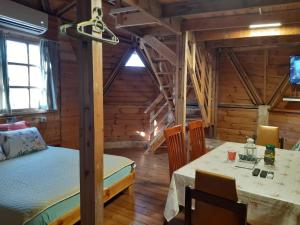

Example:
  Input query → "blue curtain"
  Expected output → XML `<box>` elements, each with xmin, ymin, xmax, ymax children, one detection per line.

<box><xmin>0</xmin><ymin>31</ymin><xmax>11</xmax><ymax>113</ymax></box>
<box><xmin>40</xmin><ymin>39</ymin><xmax>59</xmax><ymax>110</ymax></box>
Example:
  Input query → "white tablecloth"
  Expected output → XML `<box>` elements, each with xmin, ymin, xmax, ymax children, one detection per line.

<box><xmin>164</xmin><ymin>142</ymin><xmax>300</xmax><ymax>225</ymax></box>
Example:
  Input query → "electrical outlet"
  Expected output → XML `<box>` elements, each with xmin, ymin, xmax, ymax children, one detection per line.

<box><xmin>6</xmin><ymin>117</ymin><xmax>17</xmax><ymax>123</ymax></box>
<box><xmin>39</xmin><ymin>116</ymin><xmax>47</xmax><ymax>123</ymax></box>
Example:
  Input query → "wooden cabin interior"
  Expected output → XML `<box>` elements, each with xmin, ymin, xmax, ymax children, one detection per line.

<box><xmin>0</xmin><ymin>0</ymin><xmax>300</xmax><ymax>225</ymax></box>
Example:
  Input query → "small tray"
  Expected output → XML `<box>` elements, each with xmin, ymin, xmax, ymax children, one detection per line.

<box><xmin>235</xmin><ymin>154</ymin><xmax>261</xmax><ymax>170</ymax></box>
<box><xmin>238</xmin><ymin>154</ymin><xmax>258</xmax><ymax>163</ymax></box>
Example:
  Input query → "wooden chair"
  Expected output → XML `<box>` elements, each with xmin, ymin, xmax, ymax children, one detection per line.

<box><xmin>185</xmin><ymin>170</ymin><xmax>248</xmax><ymax>225</ymax></box>
<box><xmin>164</xmin><ymin>125</ymin><xmax>187</xmax><ymax>178</ymax></box>
<box><xmin>188</xmin><ymin>120</ymin><xmax>206</xmax><ymax>161</ymax></box>
<box><xmin>255</xmin><ymin>125</ymin><xmax>284</xmax><ymax>149</ymax></box>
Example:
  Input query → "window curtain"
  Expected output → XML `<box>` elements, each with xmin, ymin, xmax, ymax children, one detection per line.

<box><xmin>0</xmin><ymin>31</ymin><xmax>11</xmax><ymax>113</ymax></box>
<box><xmin>40</xmin><ymin>39</ymin><xmax>59</xmax><ymax>110</ymax></box>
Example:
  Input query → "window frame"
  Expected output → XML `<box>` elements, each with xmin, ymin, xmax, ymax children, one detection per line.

<box><xmin>6</xmin><ymin>37</ymin><xmax>44</xmax><ymax>113</ymax></box>
<box><xmin>125</xmin><ymin>51</ymin><xmax>145</xmax><ymax>68</ymax></box>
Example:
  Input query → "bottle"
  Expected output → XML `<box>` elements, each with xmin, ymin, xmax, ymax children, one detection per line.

<box><xmin>264</xmin><ymin>144</ymin><xmax>275</xmax><ymax>165</ymax></box>
<box><xmin>244</xmin><ymin>138</ymin><xmax>256</xmax><ymax>157</ymax></box>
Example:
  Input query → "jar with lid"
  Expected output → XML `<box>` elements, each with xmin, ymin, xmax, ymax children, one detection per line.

<box><xmin>244</xmin><ymin>138</ymin><xmax>257</xmax><ymax>157</ymax></box>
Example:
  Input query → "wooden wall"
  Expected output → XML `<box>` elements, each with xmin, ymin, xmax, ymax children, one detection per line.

<box><xmin>57</xmin><ymin>1</ymin><xmax>132</xmax><ymax>149</ymax></box>
<box><xmin>59</xmin><ymin>38</ymin><xmax>131</xmax><ymax>149</ymax></box>
<box><xmin>55</xmin><ymin>3</ymin><xmax>141</xmax><ymax>149</ymax></box>
<box><xmin>0</xmin><ymin>17</ymin><xmax>132</xmax><ymax>150</ymax></box>
<box><xmin>217</xmin><ymin>46</ymin><xmax>300</xmax><ymax>149</ymax></box>
<box><xmin>59</xmin><ymin>37</ymin><xmax>79</xmax><ymax>149</ymax></box>
<box><xmin>104</xmin><ymin>67</ymin><xmax>159</xmax><ymax>142</ymax></box>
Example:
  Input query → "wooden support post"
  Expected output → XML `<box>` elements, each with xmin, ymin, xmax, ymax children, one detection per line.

<box><xmin>77</xmin><ymin>0</ymin><xmax>103</xmax><ymax>225</ymax></box>
<box><xmin>213</xmin><ymin>50</ymin><xmax>220</xmax><ymax>138</ymax></box>
<box><xmin>186</xmin><ymin>33</ymin><xmax>208</xmax><ymax>124</ymax></box>
<box><xmin>149</xmin><ymin>111</ymin><xmax>155</xmax><ymax>141</ymax></box>
<box><xmin>264</xmin><ymin>50</ymin><xmax>268</xmax><ymax>103</ymax></box>
<box><xmin>175</xmin><ymin>33</ymin><xmax>187</xmax><ymax>128</ymax></box>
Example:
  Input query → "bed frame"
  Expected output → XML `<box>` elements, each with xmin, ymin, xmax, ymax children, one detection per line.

<box><xmin>49</xmin><ymin>170</ymin><xmax>135</xmax><ymax>225</ymax></box>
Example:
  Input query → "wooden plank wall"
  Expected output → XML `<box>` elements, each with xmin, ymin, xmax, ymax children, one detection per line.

<box><xmin>60</xmin><ymin>38</ymin><xmax>131</xmax><ymax>149</ymax></box>
<box><xmin>0</xmin><ymin>113</ymin><xmax>61</xmax><ymax>145</ymax></box>
<box><xmin>104</xmin><ymin>67</ymin><xmax>159</xmax><ymax>142</ymax></box>
<box><xmin>59</xmin><ymin>37</ymin><xmax>80</xmax><ymax>149</ymax></box>
<box><xmin>1</xmin><ymin>3</ymin><xmax>154</xmax><ymax>150</ymax></box>
<box><xmin>53</xmin><ymin>3</ymin><xmax>134</xmax><ymax>149</ymax></box>
<box><xmin>217</xmin><ymin>47</ymin><xmax>300</xmax><ymax>149</ymax></box>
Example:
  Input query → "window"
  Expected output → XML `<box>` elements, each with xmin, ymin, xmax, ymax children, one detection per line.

<box><xmin>6</xmin><ymin>39</ymin><xmax>45</xmax><ymax>110</ymax></box>
<box><xmin>125</xmin><ymin>51</ymin><xmax>145</xmax><ymax>67</ymax></box>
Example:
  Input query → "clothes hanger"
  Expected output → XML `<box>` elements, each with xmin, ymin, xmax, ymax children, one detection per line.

<box><xmin>60</xmin><ymin>7</ymin><xmax>119</xmax><ymax>45</ymax></box>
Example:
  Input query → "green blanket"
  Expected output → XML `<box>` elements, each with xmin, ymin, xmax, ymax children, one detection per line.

<box><xmin>0</xmin><ymin>146</ymin><xmax>134</xmax><ymax>225</ymax></box>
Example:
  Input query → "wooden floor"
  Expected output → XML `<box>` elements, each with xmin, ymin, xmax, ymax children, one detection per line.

<box><xmin>103</xmin><ymin>148</ymin><xmax>170</xmax><ymax>225</ymax></box>
<box><xmin>103</xmin><ymin>139</ymin><xmax>224</xmax><ymax>225</ymax></box>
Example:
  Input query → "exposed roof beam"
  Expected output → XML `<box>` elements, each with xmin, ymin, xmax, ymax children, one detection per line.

<box><xmin>225</xmin><ymin>49</ymin><xmax>263</xmax><ymax>105</ymax></box>
<box><xmin>162</xmin><ymin>0</ymin><xmax>300</xmax><ymax>18</ymax></box>
<box><xmin>104</xmin><ymin>47</ymin><xmax>134</xmax><ymax>94</ymax></box>
<box><xmin>142</xmin><ymin>27</ymin><xmax>175</xmax><ymax>37</ymax></box>
<box><xmin>206</xmin><ymin>35</ymin><xmax>300</xmax><ymax>49</ymax></box>
<box><xmin>267</xmin><ymin>73</ymin><xmax>289</xmax><ymax>108</ymax></box>
<box><xmin>195</xmin><ymin>24</ymin><xmax>300</xmax><ymax>41</ymax></box>
<box><xmin>183</xmin><ymin>9</ymin><xmax>300</xmax><ymax>31</ymax></box>
<box><xmin>116</xmin><ymin>12</ymin><xmax>158</xmax><ymax>28</ymax></box>
<box><xmin>56</xmin><ymin>0</ymin><xmax>76</xmax><ymax>17</ymax></box>
<box><xmin>121</xmin><ymin>0</ymin><xmax>181</xmax><ymax>35</ymax></box>
<box><xmin>109</xmin><ymin>6</ymin><xmax>138</xmax><ymax>15</ymax></box>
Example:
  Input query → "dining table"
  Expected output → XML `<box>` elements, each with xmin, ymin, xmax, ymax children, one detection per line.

<box><xmin>164</xmin><ymin>142</ymin><xmax>300</xmax><ymax>225</ymax></box>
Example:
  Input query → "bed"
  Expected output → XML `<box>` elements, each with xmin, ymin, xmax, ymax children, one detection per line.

<box><xmin>0</xmin><ymin>146</ymin><xmax>135</xmax><ymax>225</ymax></box>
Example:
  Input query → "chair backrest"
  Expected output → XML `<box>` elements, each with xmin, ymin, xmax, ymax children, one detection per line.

<box><xmin>256</xmin><ymin>125</ymin><xmax>280</xmax><ymax>148</ymax></box>
<box><xmin>188</xmin><ymin>120</ymin><xmax>206</xmax><ymax>161</ymax></box>
<box><xmin>186</xmin><ymin>170</ymin><xmax>246</xmax><ymax>225</ymax></box>
<box><xmin>164</xmin><ymin>125</ymin><xmax>187</xmax><ymax>178</ymax></box>
<box><xmin>185</xmin><ymin>186</ymin><xmax>247</xmax><ymax>225</ymax></box>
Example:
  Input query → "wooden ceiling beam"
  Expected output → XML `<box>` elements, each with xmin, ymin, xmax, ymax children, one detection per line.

<box><xmin>56</xmin><ymin>0</ymin><xmax>76</xmax><ymax>17</ymax></box>
<box><xmin>183</xmin><ymin>9</ymin><xmax>300</xmax><ymax>31</ymax></box>
<box><xmin>116</xmin><ymin>12</ymin><xmax>158</xmax><ymax>28</ymax></box>
<box><xmin>162</xmin><ymin>0</ymin><xmax>300</xmax><ymax>18</ymax></box>
<box><xmin>121</xmin><ymin>0</ymin><xmax>181</xmax><ymax>35</ymax></box>
<box><xmin>195</xmin><ymin>24</ymin><xmax>300</xmax><ymax>42</ymax></box>
<box><xmin>142</xmin><ymin>27</ymin><xmax>175</xmax><ymax>37</ymax></box>
<box><xmin>206</xmin><ymin>35</ymin><xmax>300</xmax><ymax>49</ymax></box>
<box><xmin>109</xmin><ymin>6</ymin><xmax>137</xmax><ymax>15</ymax></box>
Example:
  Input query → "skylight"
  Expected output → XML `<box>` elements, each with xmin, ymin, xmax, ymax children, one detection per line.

<box><xmin>125</xmin><ymin>51</ymin><xmax>145</xmax><ymax>67</ymax></box>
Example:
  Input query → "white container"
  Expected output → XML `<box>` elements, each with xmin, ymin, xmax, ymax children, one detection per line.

<box><xmin>244</xmin><ymin>138</ymin><xmax>257</xmax><ymax>157</ymax></box>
